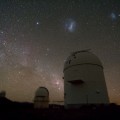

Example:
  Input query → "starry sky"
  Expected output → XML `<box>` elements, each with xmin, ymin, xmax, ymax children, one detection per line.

<box><xmin>0</xmin><ymin>0</ymin><xmax>120</xmax><ymax>104</ymax></box>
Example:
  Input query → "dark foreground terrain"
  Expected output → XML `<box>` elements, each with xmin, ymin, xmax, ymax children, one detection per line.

<box><xmin>0</xmin><ymin>97</ymin><xmax>120</xmax><ymax>120</ymax></box>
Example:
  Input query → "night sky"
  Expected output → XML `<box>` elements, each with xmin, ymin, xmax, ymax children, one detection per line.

<box><xmin>0</xmin><ymin>0</ymin><xmax>120</xmax><ymax>104</ymax></box>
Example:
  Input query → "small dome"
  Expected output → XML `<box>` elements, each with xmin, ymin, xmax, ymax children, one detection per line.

<box><xmin>64</xmin><ymin>50</ymin><xmax>103</xmax><ymax>71</ymax></box>
<box><xmin>35</xmin><ymin>87</ymin><xmax>49</xmax><ymax>97</ymax></box>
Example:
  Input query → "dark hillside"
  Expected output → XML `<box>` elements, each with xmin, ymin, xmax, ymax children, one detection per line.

<box><xmin>0</xmin><ymin>97</ymin><xmax>120</xmax><ymax>120</ymax></box>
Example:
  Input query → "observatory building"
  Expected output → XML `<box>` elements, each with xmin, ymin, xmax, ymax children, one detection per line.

<box><xmin>63</xmin><ymin>50</ymin><xmax>109</xmax><ymax>108</ymax></box>
<box><xmin>34</xmin><ymin>87</ymin><xmax>49</xmax><ymax>109</ymax></box>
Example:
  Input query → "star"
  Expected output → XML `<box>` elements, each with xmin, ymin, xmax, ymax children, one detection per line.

<box><xmin>36</xmin><ymin>22</ymin><xmax>40</xmax><ymax>25</ymax></box>
<box><xmin>18</xmin><ymin>71</ymin><xmax>21</xmax><ymax>74</ymax></box>
<box><xmin>17</xmin><ymin>19</ymin><xmax>20</xmax><ymax>23</ymax></box>
<box><xmin>0</xmin><ymin>31</ymin><xmax>4</xmax><ymax>34</ymax></box>
<box><xmin>45</xmin><ymin>53</ymin><xmax>48</xmax><ymax>56</ymax></box>
<box><xmin>56</xmin><ymin>81</ymin><xmax>59</xmax><ymax>85</ymax></box>
<box><xmin>113</xmin><ymin>88</ymin><xmax>116</xmax><ymax>91</ymax></box>
<box><xmin>46</xmin><ymin>48</ymin><xmax>50</xmax><ymax>51</ymax></box>
<box><xmin>3</xmin><ymin>41</ymin><xmax>7</xmax><ymax>46</ymax></box>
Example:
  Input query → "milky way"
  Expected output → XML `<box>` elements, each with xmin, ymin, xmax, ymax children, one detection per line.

<box><xmin>0</xmin><ymin>0</ymin><xmax>120</xmax><ymax>104</ymax></box>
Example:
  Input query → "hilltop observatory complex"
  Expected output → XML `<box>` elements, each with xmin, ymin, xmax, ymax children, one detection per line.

<box><xmin>63</xmin><ymin>50</ymin><xmax>109</xmax><ymax>108</ymax></box>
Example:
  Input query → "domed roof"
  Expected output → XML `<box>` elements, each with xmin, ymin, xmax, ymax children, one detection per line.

<box><xmin>35</xmin><ymin>87</ymin><xmax>49</xmax><ymax>97</ymax></box>
<box><xmin>64</xmin><ymin>50</ymin><xmax>103</xmax><ymax>71</ymax></box>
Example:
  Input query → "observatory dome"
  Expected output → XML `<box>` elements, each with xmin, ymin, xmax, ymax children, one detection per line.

<box><xmin>34</xmin><ymin>87</ymin><xmax>49</xmax><ymax>109</ymax></box>
<box><xmin>63</xmin><ymin>50</ymin><xmax>109</xmax><ymax>108</ymax></box>
<box><xmin>64</xmin><ymin>50</ymin><xmax>103</xmax><ymax>71</ymax></box>
<box><xmin>35</xmin><ymin>87</ymin><xmax>49</xmax><ymax>97</ymax></box>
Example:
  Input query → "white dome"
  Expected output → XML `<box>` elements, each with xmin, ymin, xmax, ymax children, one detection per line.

<box><xmin>35</xmin><ymin>87</ymin><xmax>49</xmax><ymax>97</ymax></box>
<box><xmin>64</xmin><ymin>50</ymin><xmax>103</xmax><ymax>71</ymax></box>
<box><xmin>63</xmin><ymin>50</ymin><xmax>109</xmax><ymax>108</ymax></box>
